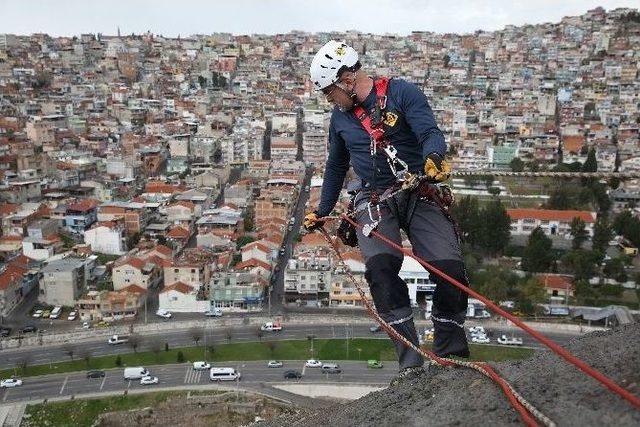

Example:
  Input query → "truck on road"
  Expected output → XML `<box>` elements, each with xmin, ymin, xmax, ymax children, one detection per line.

<box><xmin>108</xmin><ymin>334</ymin><xmax>129</xmax><ymax>345</ymax></box>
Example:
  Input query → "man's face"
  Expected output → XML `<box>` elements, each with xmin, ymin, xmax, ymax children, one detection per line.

<box><xmin>322</xmin><ymin>73</ymin><xmax>356</xmax><ymax>111</ymax></box>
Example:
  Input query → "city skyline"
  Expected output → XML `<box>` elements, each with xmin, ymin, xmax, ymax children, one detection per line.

<box><xmin>1</xmin><ymin>0</ymin><xmax>639</xmax><ymax>37</ymax></box>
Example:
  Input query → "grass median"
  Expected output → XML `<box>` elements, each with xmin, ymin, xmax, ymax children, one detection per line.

<box><xmin>0</xmin><ymin>338</ymin><xmax>534</xmax><ymax>378</ymax></box>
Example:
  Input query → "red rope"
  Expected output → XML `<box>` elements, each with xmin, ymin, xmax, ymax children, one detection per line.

<box><xmin>341</xmin><ymin>213</ymin><xmax>640</xmax><ymax>409</ymax></box>
<box><xmin>318</xmin><ymin>227</ymin><xmax>544</xmax><ymax>426</ymax></box>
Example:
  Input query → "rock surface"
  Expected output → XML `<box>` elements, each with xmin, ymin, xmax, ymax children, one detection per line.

<box><xmin>262</xmin><ymin>324</ymin><xmax>640</xmax><ymax>426</ymax></box>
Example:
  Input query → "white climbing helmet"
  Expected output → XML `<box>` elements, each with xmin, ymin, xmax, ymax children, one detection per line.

<box><xmin>309</xmin><ymin>40</ymin><xmax>359</xmax><ymax>91</ymax></box>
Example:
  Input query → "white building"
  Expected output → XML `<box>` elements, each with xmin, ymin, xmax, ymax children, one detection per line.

<box><xmin>84</xmin><ymin>224</ymin><xmax>127</xmax><ymax>255</ymax></box>
<box><xmin>507</xmin><ymin>208</ymin><xmax>596</xmax><ymax>238</ymax></box>
<box><xmin>159</xmin><ymin>281</ymin><xmax>209</xmax><ymax>313</ymax></box>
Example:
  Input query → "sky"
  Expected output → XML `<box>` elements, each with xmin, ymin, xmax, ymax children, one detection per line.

<box><xmin>1</xmin><ymin>0</ymin><xmax>638</xmax><ymax>37</ymax></box>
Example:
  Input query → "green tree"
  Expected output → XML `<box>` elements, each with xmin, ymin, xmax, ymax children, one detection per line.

<box><xmin>477</xmin><ymin>199</ymin><xmax>511</xmax><ymax>256</ymax></box>
<box><xmin>561</xmin><ymin>250</ymin><xmax>598</xmax><ymax>282</ymax></box>
<box><xmin>591</xmin><ymin>216</ymin><xmax>612</xmax><ymax>256</ymax></box>
<box><xmin>488</xmin><ymin>186</ymin><xmax>502</xmax><ymax>196</ymax></box>
<box><xmin>522</xmin><ymin>227</ymin><xmax>553</xmax><ymax>272</ymax></box>
<box><xmin>451</xmin><ymin>196</ymin><xmax>481</xmax><ymax>247</ymax></box>
<box><xmin>613</xmin><ymin>210</ymin><xmax>640</xmax><ymax>247</ymax></box>
<box><xmin>569</xmin><ymin>217</ymin><xmax>588</xmax><ymax>250</ymax></box>
<box><xmin>516</xmin><ymin>277</ymin><xmax>547</xmax><ymax>315</ymax></box>
<box><xmin>479</xmin><ymin>277</ymin><xmax>509</xmax><ymax>303</ymax></box>
<box><xmin>603</xmin><ymin>257</ymin><xmax>627</xmax><ymax>283</ymax></box>
<box><xmin>177</xmin><ymin>351</ymin><xmax>185</xmax><ymax>363</ymax></box>
<box><xmin>236</xmin><ymin>235</ymin><xmax>256</xmax><ymax>250</ymax></box>
<box><xmin>510</xmin><ymin>157</ymin><xmax>525</xmax><ymax>172</ymax></box>
<box><xmin>581</xmin><ymin>147</ymin><xmax>598</xmax><ymax>187</ymax></box>
<box><xmin>115</xmin><ymin>355</ymin><xmax>122</xmax><ymax>367</ymax></box>
<box><xmin>483</xmin><ymin>175</ymin><xmax>495</xmax><ymax>190</ymax></box>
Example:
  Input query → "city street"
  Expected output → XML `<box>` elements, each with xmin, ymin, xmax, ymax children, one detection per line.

<box><xmin>0</xmin><ymin>360</ymin><xmax>394</xmax><ymax>405</ymax></box>
<box><xmin>0</xmin><ymin>322</ymin><xmax>581</xmax><ymax>371</ymax></box>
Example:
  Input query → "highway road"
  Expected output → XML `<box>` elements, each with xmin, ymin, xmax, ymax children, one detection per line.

<box><xmin>0</xmin><ymin>360</ymin><xmax>397</xmax><ymax>405</ymax></box>
<box><xmin>0</xmin><ymin>323</ymin><xmax>581</xmax><ymax>371</ymax></box>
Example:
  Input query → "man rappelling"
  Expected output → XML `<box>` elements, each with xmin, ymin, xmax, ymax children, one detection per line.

<box><xmin>303</xmin><ymin>40</ymin><xmax>471</xmax><ymax>384</ymax></box>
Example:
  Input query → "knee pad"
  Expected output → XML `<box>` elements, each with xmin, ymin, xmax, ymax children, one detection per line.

<box><xmin>365</xmin><ymin>254</ymin><xmax>409</xmax><ymax>313</ymax></box>
<box><xmin>429</xmin><ymin>259</ymin><xmax>469</xmax><ymax>315</ymax></box>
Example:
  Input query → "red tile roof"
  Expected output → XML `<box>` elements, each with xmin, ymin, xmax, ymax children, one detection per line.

<box><xmin>170</xmin><ymin>200</ymin><xmax>195</xmax><ymax>210</ymax></box>
<box><xmin>0</xmin><ymin>203</ymin><xmax>19</xmax><ymax>216</ymax></box>
<box><xmin>118</xmin><ymin>284</ymin><xmax>147</xmax><ymax>295</ymax></box>
<box><xmin>537</xmin><ymin>274</ymin><xmax>575</xmax><ymax>291</ymax></box>
<box><xmin>235</xmin><ymin>258</ymin><xmax>271</xmax><ymax>271</ymax></box>
<box><xmin>241</xmin><ymin>241</ymin><xmax>272</xmax><ymax>254</ymax></box>
<box><xmin>67</xmin><ymin>199</ymin><xmax>99</xmax><ymax>212</ymax></box>
<box><xmin>506</xmin><ymin>209</ymin><xmax>595</xmax><ymax>223</ymax></box>
<box><xmin>153</xmin><ymin>244</ymin><xmax>173</xmax><ymax>257</ymax></box>
<box><xmin>0</xmin><ymin>264</ymin><xmax>26</xmax><ymax>290</ymax></box>
<box><xmin>161</xmin><ymin>281</ymin><xmax>193</xmax><ymax>294</ymax></box>
<box><xmin>167</xmin><ymin>226</ymin><xmax>191</xmax><ymax>239</ymax></box>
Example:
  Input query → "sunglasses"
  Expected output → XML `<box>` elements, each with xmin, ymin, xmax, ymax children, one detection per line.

<box><xmin>322</xmin><ymin>85</ymin><xmax>337</xmax><ymax>97</ymax></box>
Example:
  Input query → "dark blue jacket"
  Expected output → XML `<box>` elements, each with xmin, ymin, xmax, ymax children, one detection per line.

<box><xmin>317</xmin><ymin>78</ymin><xmax>445</xmax><ymax>217</ymax></box>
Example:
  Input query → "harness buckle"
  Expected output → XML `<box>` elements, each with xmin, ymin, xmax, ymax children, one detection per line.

<box><xmin>362</xmin><ymin>202</ymin><xmax>381</xmax><ymax>237</ymax></box>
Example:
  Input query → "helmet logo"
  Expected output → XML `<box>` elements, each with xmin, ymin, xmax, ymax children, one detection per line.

<box><xmin>335</xmin><ymin>46</ymin><xmax>346</xmax><ymax>56</ymax></box>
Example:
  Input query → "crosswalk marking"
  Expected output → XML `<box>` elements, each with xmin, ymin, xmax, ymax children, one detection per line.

<box><xmin>184</xmin><ymin>368</ymin><xmax>203</xmax><ymax>384</ymax></box>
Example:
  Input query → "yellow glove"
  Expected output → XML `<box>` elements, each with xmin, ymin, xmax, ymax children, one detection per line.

<box><xmin>303</xmin><ymin>211</ymin><xmax>325</xmax><ymax>231</ymax></box>
<box><xmin>424</xmin><ymin>153</ymin><xmax>451</xmax><ymax>182</ymax></box>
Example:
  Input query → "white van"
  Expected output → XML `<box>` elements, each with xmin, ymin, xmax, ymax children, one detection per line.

<box><xmin>209</xmin><ymin>367</ymin><xmax>241</xmax><ymax>381</ymax></box>
<box><xmin>124</xmin><ymin>367</ymin><xmax>149</xmax><ymax>380</ymax></box>
<box><xmin>49</xmin><ymin>306</ymin><xmax>62</xmax><ymax>319</ymax></box>
<box><xmin>261</xmin><ymin>322</ymin><xmax>282</xmax><ymax>332</ymax></box>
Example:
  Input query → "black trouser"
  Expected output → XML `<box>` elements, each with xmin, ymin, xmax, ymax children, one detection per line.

<box><xmin>355</xmin><ymin>189</ymin><xmax>470</xmax><ymax>370</ymax></box>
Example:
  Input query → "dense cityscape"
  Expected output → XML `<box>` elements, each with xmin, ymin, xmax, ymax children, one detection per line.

<box><xmin>0</xmin><ymin>5</ymin><xmax>639</xmax><ymax>426</ymax></box>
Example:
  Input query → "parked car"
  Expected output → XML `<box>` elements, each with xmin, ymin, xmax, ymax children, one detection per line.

<box><xmin>82</xmin><ymin>321</ymin><xmax>91</xmax><ymax>329</ymax></box>
<box><xmin>86</xmin><ymin>370</ymin><xmax>105</xmax><ymax>379</ymax></box>
<box><xmin>367</xmin><ymin>360</ymin><xmax>383</xmax><ymax>369</ymax></box>
<box><xmin>140</xmin><ymin>375</ymin><xmax>159</xmax><ymax>385</ymax></box>
<box><xmin>19</xmin><ymin>325</ymin><xmax>37</xmax><ymax>334</ymax></box>
<box><xmin>468</xmin><ymin>326</ymin><xmax>485</xmax><ymax>335</ymax></box>
<box><xmin>0</xmin><ymin>378</ymin><xmax>23</xmax><ymax>388</ymax></box>
<box><xmin>369</xmin><ymin>325</ymin><xmax>382</xmax><ymax>333</ymax></box>
<box><xmin>49</xmin><ymin>306</ymin><xmax>62</xmax><ymax>319</ymax></box>
<box><xmin>261</xmin><ymin>322</ymin><xmax>282</xmax><ymax>332</ymax></box>
<box><xmin>0</xmin><ymin>327</ymin><xmax>12</xmax><ymax>337</ymax></box>
<box><xmin>283</xmin><ymin>370</ymin><xmax>302</xmax><ymax>380</ymax></box>
<box><xmin>471</xmin><ymin>335</ymin><xmax>490</xmax><ymax>344</ymax></box>
<box><xmin>193</xmin><ymin>361</ymin><xmax>211</xmax><ymax>371</ymax></box>
<box><xmin>497</xmin><ymin>335</ymin><xmax>523</xmax><ymax>346</ymax></box>
<box><xmin>156</xmin><ymin>309</ymin><xmax>172</xmax><ymax>319</ymax></box>
<box><xmin>267</xmin><ymin>360</ymin><xmax>283</xmax><ymax>368</ymax></box>
<box><xmin>305</xmin><ymin>359</ymin><xmax>322</xmax><ymax>368</ymax></box>
<box><xmin>204</xmin><ymin>308</ymin><xmax>223</xmax><ymax>317</ymax></box>
<box><xmin>31</xmin><ymin>309</ymin><xmax>44</xmax><ymax>318</ymax></box>
<box><xmin>320</xmin><ymin>363</ymin><xmax>342</xmax><ymax>374</ymax></box>
<box><xmin>67</xmin><ymin>311</ymin><xmax>78</xmax><ymax>321</ymax></box>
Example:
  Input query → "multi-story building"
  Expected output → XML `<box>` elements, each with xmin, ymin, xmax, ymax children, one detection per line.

<box><xmin>64</xmin><ymin>199</ymin><xmax>98</xmax><ymax>235</ymax></box>
<box><xmin>39</xmin><ymin>257</ymin><xmax>89</xmax><ymax>306</ymax></box>
<box><xmin>84</xmin><ymin>222</ymin><xmax>127</xmax><ymax>255</ymax></box>
<box><xmin>209</xmin><ymin>271</ymin><xmax>266</xmax><ymax>312</ymax></box>
<box><xmin>283</xmin><ymin>250</ymin><xmax>332</xmax><ymax>304</ymax></box>
<box><xmin>76</xmin><ymin>285</ymin><xmax>146</xmax><ymax>321</ymax></box>
<box><xmin>507</xmin><ymin>208</ymin><xmax>596</xmax><ymax>238</ymax></box>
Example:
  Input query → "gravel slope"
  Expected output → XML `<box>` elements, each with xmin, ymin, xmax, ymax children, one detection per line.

<box><xmin>262</xmin><ymin>324</ymin><xmax>640</xmax><ymax>426</ymax></box>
